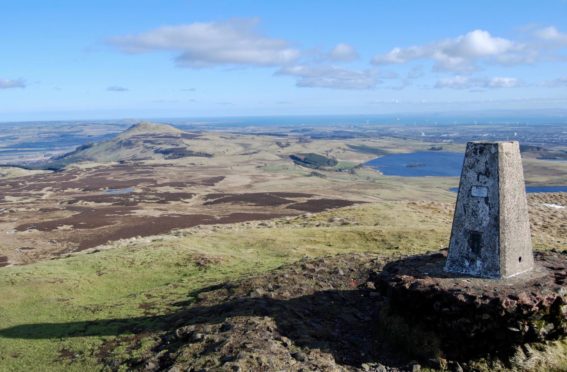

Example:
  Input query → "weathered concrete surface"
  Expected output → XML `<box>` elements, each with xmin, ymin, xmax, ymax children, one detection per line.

<box><xmin>372</xmin><ymin>250</ymin><xmax>567</xmax><ymax>359</ymax></box>
<box><xmin>498</xmin><ymin>141</ymin><xmax>535</xmax><ymax>277</ymax></box>
<box><xmin>445</xmin><ymin>141</ymin><xmax>534</xmax><ymax>278</ymax></box>
<box><xmin>446</xmin><ymin>142</ymin><xmax>501</xmax><ymax>277</ymax></box>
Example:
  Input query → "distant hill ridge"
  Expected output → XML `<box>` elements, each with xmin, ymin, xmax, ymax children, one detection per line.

<box><xmin>117</xmin><ymin>122</ymin><xmax>184</xmax><ymax>138</ymax></box>
<box><xmin>38</xmin><ymin>122</ymin><xmax>210</xmax><ymax>169</ymax></box>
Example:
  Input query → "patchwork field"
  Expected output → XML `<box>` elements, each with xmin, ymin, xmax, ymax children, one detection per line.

<box><xmin>2</xmin><ymin>124</ymin><xmax>565</xmax><ymax>267</ymax></box>
<box><xmin>0</xmin><ymin>123</ymin><xmax>565</xmax><ymax>370</ymax></box>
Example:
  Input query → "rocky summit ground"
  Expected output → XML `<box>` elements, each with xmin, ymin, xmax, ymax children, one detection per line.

<box><xmin>98</xmin><ymin>253</ymin><xmax>391</xmax><ymax>371</ymax></box>
<box><xmin>372</xmin><ymin>251</ymin><xmax>567</xmax><ymax>360</ymax></box>
<box><xmin>0</xmin><ymin>198</ymin><xmax>565</xmax><ymax>371</ymax></box>
<box><xmin>92</xmin><ymin>252</ymin><xmax>566</xmax><ymax>372</ymax></box>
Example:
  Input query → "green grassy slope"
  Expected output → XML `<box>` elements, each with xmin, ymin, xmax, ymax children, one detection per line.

<box><xmin>47</xmin><ymin>122</ymin><xmax>188</xmax><ymax>167</ymax></box>
<box><xmin>0</xmin><ymin>202</ymin><xmax>450</xmax><ymax>371</ymax></box>
<box><xmin>0</xmin><ymin>200</ymin><xmax>564</xmax><ymax>370</ymax></box>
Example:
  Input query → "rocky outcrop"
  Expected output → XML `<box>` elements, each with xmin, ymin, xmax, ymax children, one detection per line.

<box><xmin>370</xmin><ymin>250</ymin><xmax>567</xmax><ymax>359</ymax></box>
<box><xmin>87</xmin><ymin>251</ymin><xmax>567</xmax><ymax>371</ymax></box>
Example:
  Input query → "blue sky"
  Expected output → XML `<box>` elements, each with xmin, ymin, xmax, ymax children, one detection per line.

<box><xmin>1</xmin><ymin>0</ymin><xmax>567</xmax><ymax>121</ymax></box>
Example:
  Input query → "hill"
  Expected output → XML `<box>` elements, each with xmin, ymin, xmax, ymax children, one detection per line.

<box><xmin>520</xmin><ymin>144</ymin><xmax>567</xmax><ymax>161</ymax></box>
<box><xmin>0</xmin><ymin>200</ymin><xmax>565</xmax><ymax>371</ymax></box>
<box><xmin>289</xmin><ymin>153</ymin><xmax>338</xmax><ymax>169</ymax></box>
<box><xmin>45</xmin><ymin>122</ymin><xmax>211</xmax><ymax>168</ymax></box>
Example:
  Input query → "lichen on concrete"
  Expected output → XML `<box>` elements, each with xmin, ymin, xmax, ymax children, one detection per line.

<box><xmin>445</xmin><ymin>141</ymin><xmax>534</xmax><ymax>278</ymax></box>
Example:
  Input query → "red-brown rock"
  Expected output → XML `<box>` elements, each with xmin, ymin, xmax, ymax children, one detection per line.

<box><xmin>370</xmin><ymin>250</ymin><xmax>567</xmax><ymax>359</ymax></box>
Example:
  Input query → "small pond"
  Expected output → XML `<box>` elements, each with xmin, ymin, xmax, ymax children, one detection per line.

<box><xmin>449</xmin><ymin>186</ymin><xmax>567</xmax><ymax>193</ymax></box>
<box><xmin>105</xmin><ymin>187</ymin><xmax>135</xmax><ymax>195</ymax></box>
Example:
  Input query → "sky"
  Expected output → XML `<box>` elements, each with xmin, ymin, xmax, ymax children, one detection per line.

<box><xmin>1</xmin><ymin>0</ymin><xmax>567</xmax><ymax>121</ymax></box>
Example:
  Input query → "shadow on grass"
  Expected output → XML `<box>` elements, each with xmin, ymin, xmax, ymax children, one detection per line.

<box><xmin>0</xmin><ymin>288</ymin><xmax>406</xmax><ymax>367</ymax></box>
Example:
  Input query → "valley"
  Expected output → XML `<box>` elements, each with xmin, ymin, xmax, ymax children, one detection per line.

<box><xmin>3</xmin><ymin>2</ymin><xmax>567</xmax><ymax>370</ymax></box>
<box><xmin>1</xmin><ymin>121</ymin><xmax>566</xmax><ymax>267</ymax></box>
<box><xmin>0</xmin><ymin>121</ymin><xmax>565</xmax><ymax>371</ymax></box>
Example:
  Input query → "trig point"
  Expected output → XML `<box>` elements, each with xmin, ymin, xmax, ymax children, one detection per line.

<box><xmin>373</xmin><ymin>141</ymin><xmax>566</xmax><ymax>357</ymax></box>
<box><xmin>445</xmin><ymin>141</ymin><xmax>534</xmax><ymax>278</ymax></box>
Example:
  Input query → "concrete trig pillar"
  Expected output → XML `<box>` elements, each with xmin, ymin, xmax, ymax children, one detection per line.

<box><xmin>445</xmin><ymin>141</ymin><xmax>534</xmax><ymax>278</ymax></box>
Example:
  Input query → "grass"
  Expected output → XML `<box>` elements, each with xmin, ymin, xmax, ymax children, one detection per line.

<box><xmin>289</xmin><ymin>153</ymin><xmax>338</xmax><ymax>169</ymax></box>
<box><xmin>523</xmin><ymin>158</ymin><xmax>567</xmax><ymax>186</ymax></box>
<box><xmin>346</xmin><ymin>144</ymin><xmax>390</xmax><ymax>156</ymax></box>
<box><xmin>0</xmin><ymin>240</ymin><xmax>278</xmax><ymax>370</ymax></box>
<box><xmin>0</xmin><ymin>200</ymin><xmax>563</xmax><ymax>370</ymax></box>
<box><xmin>0</xmin><ymin>202</ymin><xmax>450</xmax><ymax>371</ymax></box>
<box><xmin>0</xmin><ymin>167</ymin><xmax>49</xmax><ymax>179</ymax></box>
<box><xmin>333</xmin><ymin>160</ymin><xmax>359</xmax><ymax>171</ymax></box>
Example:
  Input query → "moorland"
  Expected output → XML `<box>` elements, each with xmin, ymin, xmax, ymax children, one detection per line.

<box><xmin>0</xmin><ymin>120</ymin><xmax>566</xmax><ymax>370</ymax></box>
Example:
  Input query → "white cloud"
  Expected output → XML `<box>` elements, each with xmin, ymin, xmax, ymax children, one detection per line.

<box><xmin>0</xmin><ymin>78</ymin><xmax>25</xmax><ymax>89</ymax></box>
<box><xmin>379</xmin><ymin>70</ymin><xmax>400</xmax><ymax>79</ymax></box>
<box><xmin>435</xmin><ymin>75</ymin><xmax>470</xmax><ymax>89</ymax></box>
<box><xmin>435</xmin><ymin>75</ymin><xmax>519</xmax><ymax>89</ymax></box>
<box><xmin>107</xmin><ymin>86</ymin><xmax>129</xmax><ymax>92</ymax></box>
<box><xmin>484</xmin><ymin>76</ymin><xmax>518</xmax><ymax>88</ymax></box>
<box><xmin>543</xmin><ymin>77</ymin><xmax>567</xmax><ymax>87</ymax></box>
<box><xmin>406</xmin><ymin>65</ymin><xmax>425</xmax><ymax>79</ymax></box>
<box><xmin>276</xmin><ymin>65</ymin><xmax>377</xmax><ymax>89</ymax></box>
<box><xmin>487</xmin><ymin>77</ymin><xmax>518</xmax><ymax>88</ymax></box>
<box><xmin>534</xmin><ymin>26</ymin><xmax>567</xmax><ymax>45</ymax></box>
<box><xmin>329</xmin><ymin>43</ymin><xmax>358</xmax><ymax>61</ymax></box>
<box><xmin>373</xmin><ymin>30</ymin><xmax>531</xmax><ymax>71</ymax></box>
<box><xmin>109</xmin><ymin>18</ymin><xmax>299</xmax><ymax>68</ymax></box>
